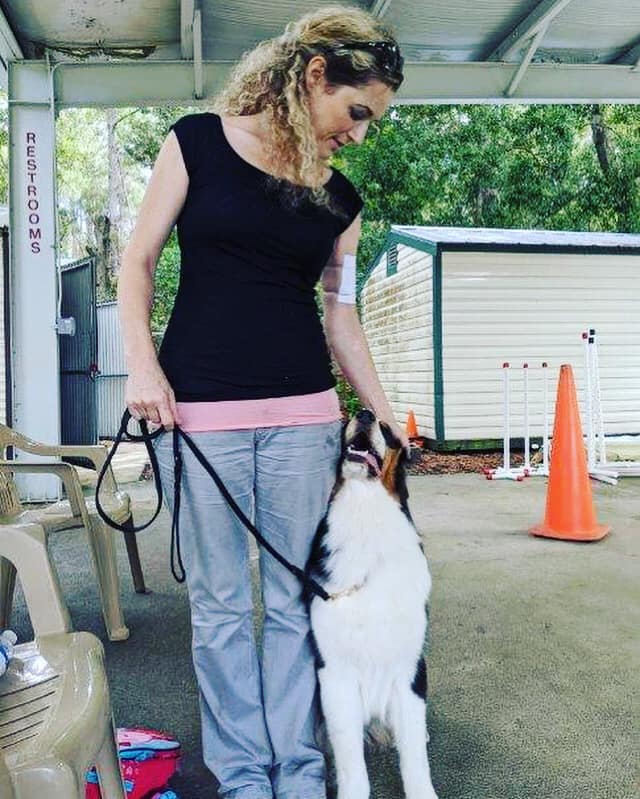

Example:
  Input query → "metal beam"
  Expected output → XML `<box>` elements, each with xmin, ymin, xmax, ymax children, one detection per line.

<box><xmin>396</xmin><ymin>62</ymin><xmax>640</xmax><ymax>104</ymax></box>
<box><xmin>8</xmin><ymin>60</ymin><xmax>640</xmax><ymax>108</ymax></box>
<box><xmin>180</xmin><ymin>0</ymin><xmax>195</xmax><ymax>60</ymax></box>
<box><xmin>43</xmin><ymin>61</ymin><xmax>234</xmax><ymax>107</ymax></box>
<box><xmin>613</xmin><ymin>34</ymin><xmax>640</xmax><ymax>69</ymax></box>
<box><xmin>370</xmin><ymin>0</ymin><xmax>392</xmax><ymax>18</ymax></box>
<box><xmin>0</xmin><ymin>5</ymin><xmax>23</xmax><ymax>89</ymax></box>
<box><xmin>193</xmin><ymin>5</ymin><xmax>203</xmax><ymax>99</ymax></box>
<box><xmin>486</xmin><ymin>0</ymin><xmax>576</xmax><ymax>62</ymax></box>
<box><xmin>180</xmin><ymin>1</ymin><xmax>203</xmax><ymax>99</ymax></box>
<box><xmin>504</xmin><ymin>25</ymin><xmax>547</xmax><ymax>98</ymax></box>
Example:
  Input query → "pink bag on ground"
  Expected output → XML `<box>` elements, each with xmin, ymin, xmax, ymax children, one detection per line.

<box><xmin>85</xmin><ymin>726</ymin><xmax>181</xmax><ymax>799</ymax></box>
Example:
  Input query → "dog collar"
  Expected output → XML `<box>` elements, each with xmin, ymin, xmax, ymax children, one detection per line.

<box><xmin>345</xmin><ymin>447</ymin><xmax>382</xmax><ymax>477</ymax></box>
<box><xmin>328</xmin><ymin>580</ymin><xmax>366</xmax><ymax>601</ymax></box>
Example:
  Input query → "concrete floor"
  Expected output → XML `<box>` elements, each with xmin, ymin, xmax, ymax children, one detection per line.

<box><xmin>407</xmin><ymin>472</ymin><xmax>639</xmax><ymax>799</ymax></box>
<box><xmin>17</xmin><ymin>450</ymin><xmax>639</xmax><ymax>799</ymax></box>
<box><xmin>100</xmin><ymin>466</ymin><xmax>639</xmax><ymax>799</ymax></box>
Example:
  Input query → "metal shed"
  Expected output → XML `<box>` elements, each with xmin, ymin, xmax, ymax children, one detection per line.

<box><xmin>360</xmin><ymin>225</ymin><xmax>640</xmax><ymax>449</ymax></box>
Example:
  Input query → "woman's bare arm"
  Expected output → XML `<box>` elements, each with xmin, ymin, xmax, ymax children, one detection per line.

<box><xmin>322</xmin><ymin>214</ymin><xmax>409</xmax><ymax>450</ymax></box>
<box><xmin>118</xmin><ymin>130</ymin><xmax>187</xmax><ymax>428</ymax></box>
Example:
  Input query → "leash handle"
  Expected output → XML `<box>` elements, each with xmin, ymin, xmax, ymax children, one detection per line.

<box><xmin>95</xmin><ymin>409</ymin><xmax>165</xmax><ymax>533</ymax></box>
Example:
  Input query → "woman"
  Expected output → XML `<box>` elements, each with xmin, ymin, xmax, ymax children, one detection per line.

<box><xmin>118</xmin><ymin>6</ymin><xmax>406</xmax><ymax>798</ymax></box>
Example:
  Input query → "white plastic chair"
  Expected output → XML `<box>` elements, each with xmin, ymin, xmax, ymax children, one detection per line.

<box><xmin>0</xmin><ymin>751</ymin><xmax>16</xmax><ymax>797</ymax></box>
<box><xmin>0</xmin><ymin>423</ymin><xmax>148</xmax><ymax>641</ymax></box>
<box><xmin>0</xmin><ymin>522</ymin><xmax>126</xmax><ymax>798</ymax></box>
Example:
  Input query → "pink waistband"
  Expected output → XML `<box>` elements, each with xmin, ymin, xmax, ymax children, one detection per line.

<box><xmin>176</xmin><ymin>389</ymin><xmax>342</xmax><ymax>432</ymax></box>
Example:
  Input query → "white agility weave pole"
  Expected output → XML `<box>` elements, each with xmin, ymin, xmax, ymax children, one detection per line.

<box><xmin>530</xmin><ymin>362</ymin><xmax>550</xmax><ymax>477</ymax></box>
<box><xmin>590</xmin><ymin>329</ymin><xmax>607</xmax><ymax>467</ymax></box>
<box><xmin>523</xmin><ymin>363</ymin><xmax>531</xmax><ymax>475</ymax></box>
<box><xmin>583</xmin><ymin>330</ymin><xmax>618</xmax><ymax>484</ymax></box>
<box><xmin>542</xmin><ymin>362</ymin><xmax>550</xmax><ymax>474</ymax></box>
<box><xmin>486</xmin><ymin>363</ymin><xmax>526</xmax><ymax>481</ymax></box>
<box><xmin>486</xmin><ymin>362</ymin><xmax>552</xmax><ymax>481</ymax></box>
<box><xmin>584</xmin><ymin>328</ymin><xmax>640</xmax><ymax>480</ymax></box>
<box><xmin>582</xmin><ymin>331</ymin><xmax>596</xmax><ymax>471</ymax></box>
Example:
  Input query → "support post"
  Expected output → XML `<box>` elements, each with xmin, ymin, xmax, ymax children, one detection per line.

<box><xmin>8</xmin><ymin>61</ymin><xmax>60</xmax><ymax>500</ymax></box>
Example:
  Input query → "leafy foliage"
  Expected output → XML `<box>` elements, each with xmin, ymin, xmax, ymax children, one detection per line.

<box><xmin>150</xmin><ymin>230</ymin><xmax>180</xmax><ymax>334</ymax></box>
<box><xmin>330</xmin><ymin>103</ymin><xmax>640</xmax><ymax>414</ymax></box>
<box><xmin>0</xmin><ymin>93</ymin><xmax>8</xmax><ymax>204</ymax></box>
<box><xmin>5</xmin><ymin>97</ymin><xmax>638</xmax><ymax>413</ymax></box>
<box><xmin>334</xmin><ymin>104</ymin><xmax>640</xmax><ymax>282</ymax></box>
<box><xmin>54</xmin><ymin>105</ymin><xmax>198</xmax><ymax>299</ymax></box>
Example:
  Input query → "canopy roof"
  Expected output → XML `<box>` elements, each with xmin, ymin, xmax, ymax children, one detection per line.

<box><xmin>1</xmin><ymin>0</ymin><xmax>640</xmax><ymax>105</ymax></box>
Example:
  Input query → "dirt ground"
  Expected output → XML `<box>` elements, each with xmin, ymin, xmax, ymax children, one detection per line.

<box><xmin>407</xmin><ymin>447</ymin><xmax>525</xmax><ymax>475</ymax></box>
<box><xmin>104</xmin><ymin>442</ymin><xmax>527</xmax><ymax>483</ymax></box>
<box><xmin>136</xmin><ymin>446</ymin><xmax>527</xmax><ymax>479</ymax></box>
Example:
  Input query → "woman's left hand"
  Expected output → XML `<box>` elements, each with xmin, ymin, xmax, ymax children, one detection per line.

<box><xmin>382</xmin><ymin>417</ymin><xmax>410</xmax><ymax>455</ymax></box>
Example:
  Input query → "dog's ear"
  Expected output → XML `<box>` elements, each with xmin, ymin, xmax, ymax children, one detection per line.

<box><xmin>381</xmin><ymin>444</ymin><xmax>411</xmax><ymax>516</ymax></box>
<box><xmin>379</xmin><ymin>421</ymin><xmax>402</xmax><ymax>451</ymax></box>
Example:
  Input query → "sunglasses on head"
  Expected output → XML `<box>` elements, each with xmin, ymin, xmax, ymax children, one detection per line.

<box><xmin>334</xmin><ymin>40</ymin><xmax>404</xmax><ymax>77</ymax></box>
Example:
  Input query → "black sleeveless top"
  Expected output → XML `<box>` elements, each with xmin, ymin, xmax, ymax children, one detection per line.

<box><xmin>158</xmin><ymin>113</ymin><xmax>364</xmax><ymax>402</ymax></box>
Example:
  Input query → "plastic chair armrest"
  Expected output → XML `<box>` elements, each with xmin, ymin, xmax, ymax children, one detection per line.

<box><xmin>0</xmin><ymin>426</ymin><xmax>120</xmax><ymax>497</ymax></box>
<box><xmin>0</xmin><ymin>461</ymin><xmax>91</xmax><ymax>526</ymax></box>
<box><xmin>57</xmin><ymin>445</ymin><xmax>119</xmax><ymax>496</ymax></box>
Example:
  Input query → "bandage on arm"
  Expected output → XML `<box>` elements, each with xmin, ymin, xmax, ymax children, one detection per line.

<box><xmin>337</xmin><ymin>254</ymin><xmax>357</xmax><ymax>304</ymax></box>
<box><xmin>323</xmin><ymin>253</ymin><xmax>357</xmax><ymax>305</ymax></box>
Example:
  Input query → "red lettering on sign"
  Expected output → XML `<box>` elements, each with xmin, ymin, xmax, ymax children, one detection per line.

<box><xmin>25</xmin><ymin>131</ymin><xmax>42</xmax><ymax>251</ymax></box>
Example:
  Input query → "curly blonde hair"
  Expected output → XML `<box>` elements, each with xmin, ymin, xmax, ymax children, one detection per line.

<box><xmin>211</xmin><ymin>5</ymin><xmax>402</xmax><ymax>210</ymax></box>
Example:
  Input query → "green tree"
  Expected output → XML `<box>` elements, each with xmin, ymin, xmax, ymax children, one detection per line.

<box><xmin>56</xmin><ymin>105</ymin><xmax>198</xmax><ymax>299</ymax></box>
<box><xmin>335</xmin><ymin>104</ymin><xmax>640</xmax><ymax>278</ymax></box>
<box><xmin>150</xmin><ymin>230</ymin><xmax>180</xmax><ymax>335</ymax></box>
<box><xmin>0</xmin><ymin>91</ymin><xmax>8</xmax><ymax>205</ymax></box>
<box><xmin>45</xmin><ymin>100</ymin><xmax>640</xmax><ymax>408</ymax></box>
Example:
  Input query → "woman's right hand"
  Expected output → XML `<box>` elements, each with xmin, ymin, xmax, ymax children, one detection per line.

<box><xmin>125</xmin><ymin>361</ymin><xmax>181</xmax><ymax>430</ymax></box>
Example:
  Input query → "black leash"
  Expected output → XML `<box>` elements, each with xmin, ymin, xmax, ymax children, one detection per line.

<box><xmin>95</xmin><ymin>410</ymin><xmax>330</xmax><ymax>600</ymax></box>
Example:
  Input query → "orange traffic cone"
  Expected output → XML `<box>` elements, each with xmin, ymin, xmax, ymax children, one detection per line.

<box><xmin>529</xmin><ymin>364</ymin><xmax>609</xmax><ymax>542</ymax></box>
<box><xmin>406</xmin><ymin>410</ymin><xmax>419</xmax><ymax>439</ymax></box>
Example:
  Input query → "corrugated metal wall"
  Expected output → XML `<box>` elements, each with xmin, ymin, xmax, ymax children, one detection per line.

<box><xmin>0</xmin><ymin>226</ymin><xmax>7</xmax><ymax>425</ymax></box>
<box><xmin>441</xmin><ymin>250</ymin><xmax>640</xmax><ymax>440</ymax></box>
<box><xmin>60</xmin><ymin>258</ymin><xmax>97</xmax><ymax>445</ymax></box>
<box><xmin>97</xmin><ymin>301</ymin><xmax>127</xmax><ymax>438</ymax></box>
<box><xmin>361</xmin><ymin>244</ymin><xmax>434</xmax><ymax>437</ymax></box>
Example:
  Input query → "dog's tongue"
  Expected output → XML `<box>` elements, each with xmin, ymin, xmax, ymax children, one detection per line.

<box><xmin>348</xmin><ymin>448</ymin><xmax>381</xmax><ymax>476</ymax></box>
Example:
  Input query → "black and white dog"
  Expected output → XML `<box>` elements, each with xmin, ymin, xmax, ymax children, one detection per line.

<box><xmin>307</xmin><ymin>409</ymin><xmax>439</xmax><ymax>799</ymax></box>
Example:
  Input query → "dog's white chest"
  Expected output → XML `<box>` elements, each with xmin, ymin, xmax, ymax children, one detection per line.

<box><xmin>310</xmin><ymin>480</ymin><xmax>431</xmax><ymax>680</ymax></box>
